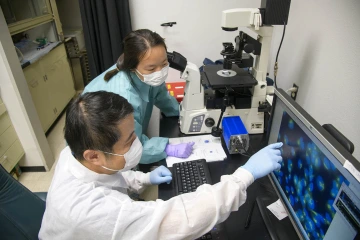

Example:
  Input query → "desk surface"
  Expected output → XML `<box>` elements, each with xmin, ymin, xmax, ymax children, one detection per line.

<box><xmin>154</xmin><ymin>116</ymin><xmax>299</xmax><ymax>240</ymax></box>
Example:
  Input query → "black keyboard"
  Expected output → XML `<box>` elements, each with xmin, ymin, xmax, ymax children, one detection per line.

<box><xmin>173</xmin><ymin>159</ymin><xmax>212</xmax><ymax>195</ymax></box>
<box><xmin>172</xmin><ymin>160</ymin><xmax>227</xmax><ymax>240</ymax></box>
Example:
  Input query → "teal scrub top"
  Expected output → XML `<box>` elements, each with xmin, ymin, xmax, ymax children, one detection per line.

<box><xmin>83</xmin><ymin>65</ymin><xmax>179</xmax><ymax>164</ymax></box>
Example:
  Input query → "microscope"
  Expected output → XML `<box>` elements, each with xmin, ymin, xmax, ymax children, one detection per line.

<box><xmin>169</xmin><ymin>1</ymin><xmax>291</xmax><ymax>136</ymax></box>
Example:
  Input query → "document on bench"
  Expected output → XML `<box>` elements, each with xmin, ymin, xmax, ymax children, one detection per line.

<box><xmin>166</xmin><ymin>134</ymin><xmax>227</xmax><ymax>167</ymax></box>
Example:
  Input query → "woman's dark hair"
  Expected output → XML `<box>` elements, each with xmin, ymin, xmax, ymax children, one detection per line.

<box><xmin>104</xmin><ymin>29</ymin><xmax>167</xmax><ymax>81</ymax></box>
<box><xmin>64</xmin><ymin>91</ymin><xmax>134</xmax><ymax>161</ymax></box>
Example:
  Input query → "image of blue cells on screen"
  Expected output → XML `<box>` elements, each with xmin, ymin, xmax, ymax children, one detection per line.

<box><xmin>274</xmin><ymin>112</ymin><xmax>349</xmax><ymax>240</ymax></box>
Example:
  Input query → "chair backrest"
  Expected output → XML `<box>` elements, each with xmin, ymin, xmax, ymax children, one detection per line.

<box><xmin>0</xmin><ymin>165</ymin><xmax>45</xmax><ymax>240</ymax></box>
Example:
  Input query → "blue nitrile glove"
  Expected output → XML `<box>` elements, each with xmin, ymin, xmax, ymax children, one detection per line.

<box><xmin>150</xmin><ymin>166</ymin><xmax>173</xmax><ymax>185</ymax></box>
<box><xmin>241</xmin><ymin>142</ymin><xmax>283</xmax><ymax>180</ymax></box>
<box><xmin>165</xmin><ymin>142</ymin><xmax>195</xmax><ymax>158</ymax></box>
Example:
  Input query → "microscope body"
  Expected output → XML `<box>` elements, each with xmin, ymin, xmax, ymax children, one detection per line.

<box><xmin>175</xmin><ymin>8</ymin><xmax>274</xmax><ymax>135</ymax></box>
<box><xmin>178</xmin><ymin>62</ymin><xmax>221</xmax><ymax>134</ymax></box>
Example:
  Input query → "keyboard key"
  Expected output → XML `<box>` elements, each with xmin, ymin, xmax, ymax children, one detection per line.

<box><xmin>174</xmin><ymin>160</ymin><xmax>211</xmax><ymax>196</ymax></box>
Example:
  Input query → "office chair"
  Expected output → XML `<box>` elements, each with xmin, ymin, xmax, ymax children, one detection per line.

<box><xmin>0</xmin><ymin>164</ymin><xmax>47</xmax><ymax>240</ymax></box>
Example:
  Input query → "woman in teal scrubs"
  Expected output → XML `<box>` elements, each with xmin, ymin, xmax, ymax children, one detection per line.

<box><xmin>83</xmin><ymin>29</ymin><xmax>194</xmax><ymax>164</ymax></box>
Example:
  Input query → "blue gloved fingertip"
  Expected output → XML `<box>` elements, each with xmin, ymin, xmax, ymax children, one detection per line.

<box><xmin>269</xmin><ymin>142</ymin><xmax>283</xmax><ymax>148</ymax></box>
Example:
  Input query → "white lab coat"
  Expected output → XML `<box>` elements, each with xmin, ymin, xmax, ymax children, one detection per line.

<box><xmin>39</xmin><ymin>146</ymin><xmax>254</xmax><ymax>240</ymax></box>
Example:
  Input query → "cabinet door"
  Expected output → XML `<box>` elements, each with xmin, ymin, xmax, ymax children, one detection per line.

<box><xmin>41</xmin><ymin>54</ymin><xmax>59</xmax><ymax>119</ymax></box>
<box><xmin>0</xmin><ymin>140</ymin><xmax>24</xmax><ymax>173</ymax></box>
<box><xmin>1</xmin><ymin>0</ymin><xmax>51</xmax><ymax>24</ymax></box>
<box><xmin>43</xmin><ymin>55</ymin><xmax>75</xmax><ymax>117</ymax></box>
<box><xmin>23</xmin><ymin>61</ymin><xmax>53</xmax><ymax>132</ymax></box>
<box><xmin>52</xmin><ymin>56</ymin><xmax>75</xmax><ymax>114</ymax></box>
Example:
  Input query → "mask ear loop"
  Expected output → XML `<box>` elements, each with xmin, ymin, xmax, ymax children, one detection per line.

<box><xmin>100</xmin><ymin>151</ymin><xmax>125</xmax><ymax>172</ymax></box>
<box><xmin>102</xmin><ymin>151</ymin><xmax>125</xmax><ymax>157</ymax></box>
<box><xmin>135</xmin><ymin>69</ymin><xmax>144</xmax><ymax>77</ymax></box>
<box><xmin>134</xmin><ymin>69</ymin><xmax>145</xmax><ymax>81</ymax></box>
<box><xmin>101</xmin><ymin>165</ymin><xmax>121</xmax><ymax>172</ymax></box>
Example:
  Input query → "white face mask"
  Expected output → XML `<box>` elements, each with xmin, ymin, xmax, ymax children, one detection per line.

<box><xmin>101</xmin><ymin>137</ymin><xmax>143</xmax><ymax>172</ymax></box>
<box><xmin>136</xmin><ymin>64</ymin><xmax>169</xmax><ymax>86</ymax></box>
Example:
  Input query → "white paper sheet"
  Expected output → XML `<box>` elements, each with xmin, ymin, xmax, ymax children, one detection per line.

<box><xmin>267</xmin><ymin>199</ymin><xmax>288</xmax><ymax>220</ymax></box>
<box><xmin>166</xmin><ymin>135</ymin><xmax>227</xmax><ymax>167</ymax></box>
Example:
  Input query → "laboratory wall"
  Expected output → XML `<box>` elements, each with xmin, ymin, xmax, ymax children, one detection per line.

<box><xmin>268</xmin><ymin>0</ymin><xmax>360</xmax><ymax>160</ymax></box>
<box><xmin>55</xmin><ymin>0</ymin><xmax>83</xmax><ymax>29</ymax></box>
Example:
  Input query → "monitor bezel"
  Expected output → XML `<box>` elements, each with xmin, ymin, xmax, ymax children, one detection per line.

<box><xmin>266</xmin><ymin>88</ymin><xmax>360</xmax><ymax>239</ymax></box>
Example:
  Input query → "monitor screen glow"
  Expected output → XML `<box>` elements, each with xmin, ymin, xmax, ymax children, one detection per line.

<box><xmin>268</xmin><ymin>89</ymin><xmax>360</xmax><ymax>240</ymax></box>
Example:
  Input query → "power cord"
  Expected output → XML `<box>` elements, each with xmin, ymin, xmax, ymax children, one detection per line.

<box><xmin>286</xmin><ymin>87</ymin><xmax>298</xmax><ymax>93</ymax></box>
<box><xmin>273</xmin><ymin>22</ymin><xmax>287</xmax><ymax>89</ymax></box>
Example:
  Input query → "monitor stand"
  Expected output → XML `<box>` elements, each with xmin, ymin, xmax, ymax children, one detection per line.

<box><xmin>255</xmin><ymin>197</ymin><xmax>299</xmax><ymax>240</ymax></box>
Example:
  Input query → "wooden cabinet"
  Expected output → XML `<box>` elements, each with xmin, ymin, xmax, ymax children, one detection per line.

<box><xmin>23</xmin><ymin>44</ymin><xmax>75</xmax><ymax>132</ymax></box>
<box><xmin>0</xmin><ymin>99</ymin><xmax>24</xmax><ymax>173</ymax></box>
<box><xmin>0</xmin><ymin>0</ymin><xmax>54</xmax><ymax>35</ymax></box>
<box><xmin>24</xmin><ymin>60</ymin><xmax>52</xmax><ymax>132</ymax></box>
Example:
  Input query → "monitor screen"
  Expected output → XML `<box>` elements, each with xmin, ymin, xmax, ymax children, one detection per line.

<box><xmin>267</xmin><ymin>89</ymin><xmax>360</xmax><ymax>240</ymax></box>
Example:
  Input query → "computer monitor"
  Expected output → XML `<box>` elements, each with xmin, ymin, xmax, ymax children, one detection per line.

<box><xmin>267</xmin><ymin>88</ymin><xmax>360</xmax><ymax>240</ymax></box>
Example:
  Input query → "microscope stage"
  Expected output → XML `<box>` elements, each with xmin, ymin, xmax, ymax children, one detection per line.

<box><xmin>201</xmin><ymin>65</ymin><xmax>257</xmax><ymax>89</ymax></box>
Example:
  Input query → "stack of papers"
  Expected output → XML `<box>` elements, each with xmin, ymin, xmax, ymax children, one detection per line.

<box><xmin>166</xmin><ymin>134</ymin><xmax>227</xmax><ymax>167</ymax></box>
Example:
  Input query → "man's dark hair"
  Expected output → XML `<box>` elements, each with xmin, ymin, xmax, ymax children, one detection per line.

<box><xmin>64</xmin><ymin>91</ymin><xmax>134</xmax><ymax>160</ymax></box>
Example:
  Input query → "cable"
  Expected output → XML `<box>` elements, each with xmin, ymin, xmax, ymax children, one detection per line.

<box><xmin>273</xmin><ymin>22</ymin><xmax>287</xmax><ymax>89</ymax></box>
<box><xmin>286</xmin><ymin>87</ymin><xmax>298</xmax><ymax>93</ymax></box>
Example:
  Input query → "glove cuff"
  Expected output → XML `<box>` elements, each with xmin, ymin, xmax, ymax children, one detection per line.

<box><xmin>240</xmin><ymin>166</ymin><xmax>257</xmax><ymax>181</ymax></box>
<box><xmin>142</xmin><ymin>172</ymin><xmax>152</xmax><ymax>185</ymax></box>
<box><xmin>165</xmin><ymin>144</ymin><xmax>175</xmax><ymax>156</ymax></box>
<box><xmin>234</xmin><ymin>167</ymin><xmax>254</xmax><ymax>187</ymax></box>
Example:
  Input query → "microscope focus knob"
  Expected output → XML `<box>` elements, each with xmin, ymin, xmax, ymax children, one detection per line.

<box><xmin>205</xmin><ymin>118</ymin><xmax>215</xmax><ymax>127</ymax></box>
<box><xmin>244</xmin><ymin>44</ymin><xmax>254</xmax><ymax>53</ymax></box>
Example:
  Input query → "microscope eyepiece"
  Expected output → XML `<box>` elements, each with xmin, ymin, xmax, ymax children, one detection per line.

<box><xmin>221</xmin><ymin>27</ymin><xmax>238</xmax><ymax>31</ymax></box>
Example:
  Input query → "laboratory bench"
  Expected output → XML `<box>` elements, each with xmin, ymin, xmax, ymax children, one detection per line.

<box><xmin>140</xmin><ymin>115</ymin><xmax>299</xmax><ymax>240</ymax></box>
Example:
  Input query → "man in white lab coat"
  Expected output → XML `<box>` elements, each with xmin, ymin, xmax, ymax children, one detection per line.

<box><xmin>39</xmin><ymin>91</ymin><xmax>283</xmax><ymax>240</ymax></box>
